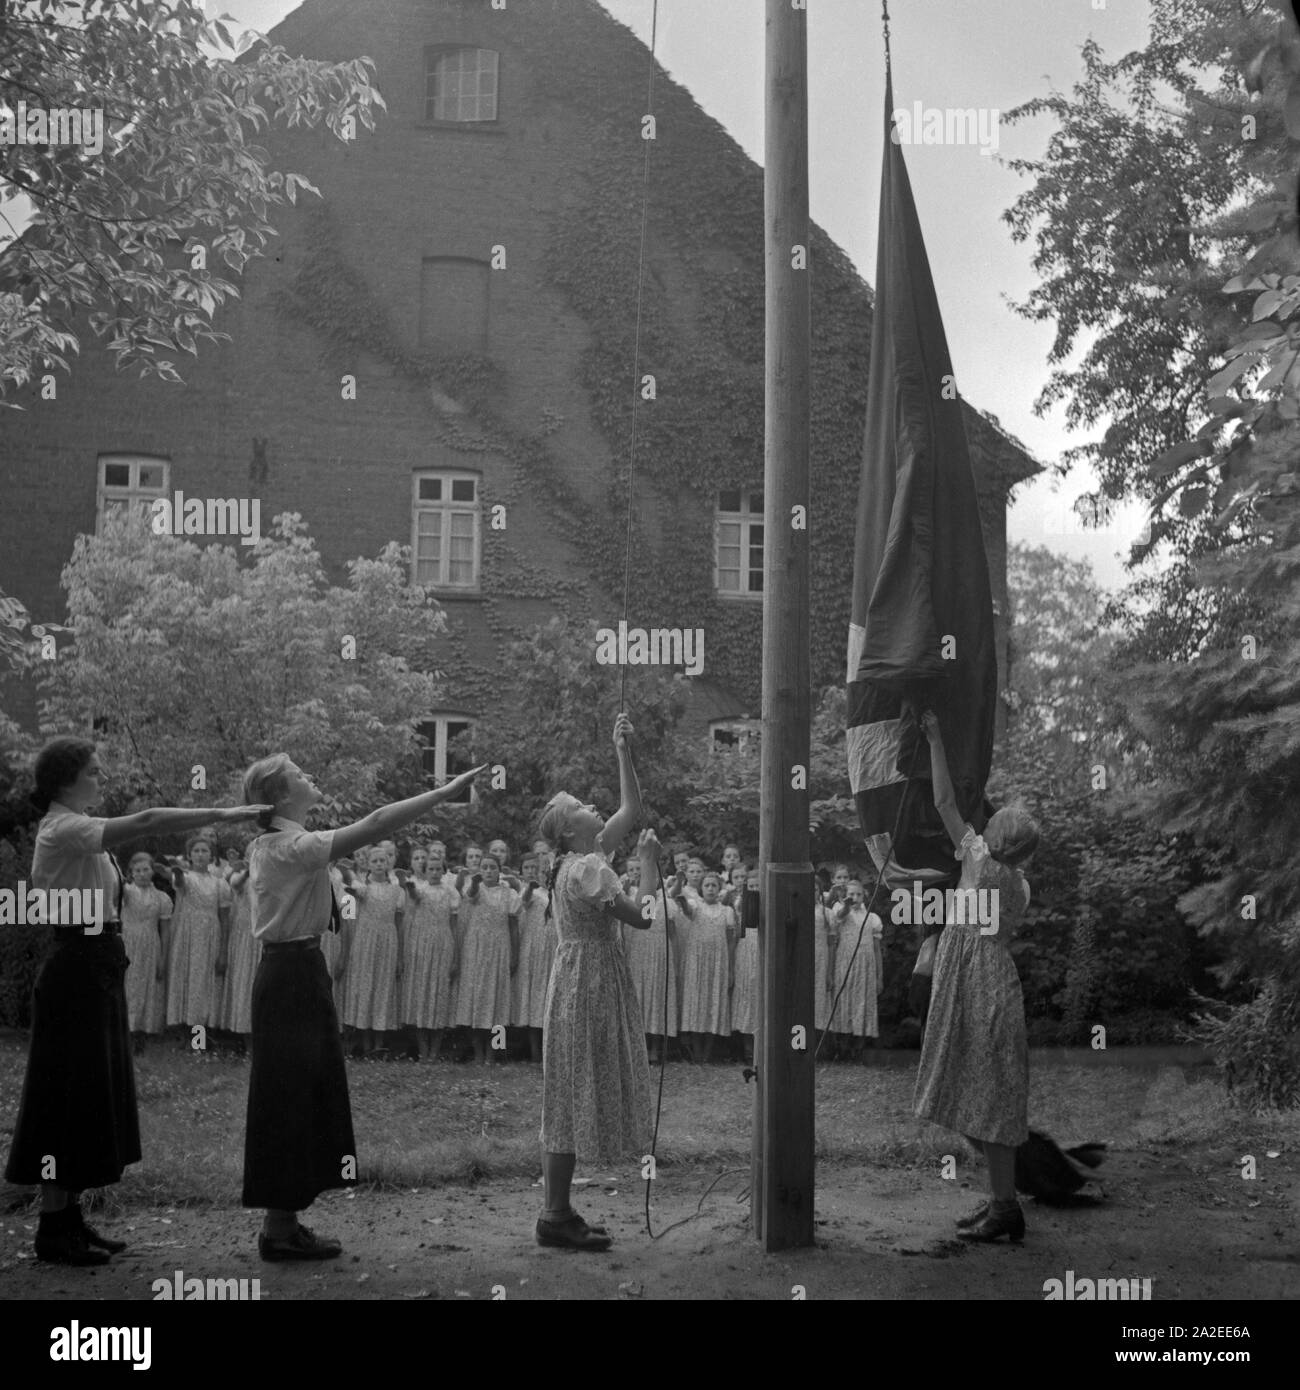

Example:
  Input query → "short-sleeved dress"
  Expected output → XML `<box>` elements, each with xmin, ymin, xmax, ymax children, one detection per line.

<box><xmin>166</xmin><ymin>870</ymin><xmax>232</xmax><ymax>1028</ymax></box>
<box><xmin>342</xmin><ymin>879</ymin><xmax>404</xmax><ymax>1030</ymax></box>
<box><xmin>541</xmin><ymin>852</ymin><xmax>652</xmax><ymax>1162</ymax></box>
<box><xmin>218</xmin><ymin>875</ymin><xmax>259</xmax><ymax>1033</ymax></box>
<box><xmin>729</xmin><ymin>918</ymin><xmax>758</xmax><ymax>1035</ymax></box>
<box><xmin>622</xmin><ymin>894</ymin><xmax>678</xmax><ymax>1037</ymax></box>
<box><xmin>679</xmin><ymin>899</ymin><xmax>732</xmax><ymax>1034</ymax></box>
<box><xmin>513</xmin><ymin>886</ymin><xmax>556</xmax><ymax>1028</ymax></box>
<box><xmin>830</xmin><ymin>907</ymin><xmax>883</xmax><ymax>1037</ymax></box>
<box><xmin>455</xmin><ymin>881</ymin><xmax>521</xmax><ymax>1029</ymax></box>
<box><xmin>814</xmin><ymin>900</ymin><xmax>833</xmax><ymax>1030</ymax></box>
<box><xmin>122</xmin><ymin>881</ymin><xmax>171</xmax><ymax>1033</ymax></box>
<box><xmin>402</xmin><ymin>879</ymin><xmax>461</xmax><ymax>1029</ymax></box>
<box><xmin>913</xmin><ymin>827</ymin><xmax>1031</xmax><ymax>1147</ymax></box>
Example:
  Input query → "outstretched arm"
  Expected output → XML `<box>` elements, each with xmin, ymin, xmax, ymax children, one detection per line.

<box><xmin>596</xmin><ymin>713</ymin><xmax>641</xmax><ymax>855</ymax></box>
<box><xmin>920</xmin><ymin>711</ymin><xmax>968</xmax><ymax>852</ymax></box>
<box><xmin>331</xmin><ymin>765</ymin><xmax>488</xmax><ymax>861</ymax></box>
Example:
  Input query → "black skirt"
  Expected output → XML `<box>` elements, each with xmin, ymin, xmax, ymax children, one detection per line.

<box><xmin>241</xmin><ymin>941</ymin><xmax>356</xmax><ymax>1211</ymax></box>
<box><xmin>4</xmin><ymin>933</ymin><xmax>141</xmax><ymax>1190</ymax></box>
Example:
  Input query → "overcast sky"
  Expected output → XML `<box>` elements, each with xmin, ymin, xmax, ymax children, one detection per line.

<box><xmin>211</xmin><ymin>0</ymin><xmax>1159</xmax><ymax>588</ymax></box>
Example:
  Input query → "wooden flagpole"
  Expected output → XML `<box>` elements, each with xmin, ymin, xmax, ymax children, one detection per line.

<box><xmin>754</xmin><ymin>0</ymin><xmax>815</xmax><ymax>1251</ymax></box>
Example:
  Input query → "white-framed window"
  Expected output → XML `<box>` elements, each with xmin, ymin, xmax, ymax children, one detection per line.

<box><xmin>714</xmin><ymin>488</ymin><xmax>763</xmax><ymax>598</ymax></box>
<box><xmin>96</xmin><ymin>454</ymin><xmax>169</xmax><ymax>532</ymax></box>
<box><xmin>711</xmin><ymin>718</ymin><xmax>760</xmax><ymax>752</ymax></box>
<box><xmin>420</xmin><ymin>257</ymin><xmax>489</xmax><ymax>353</ymax></box>
<box><xmin>425</xmin><ymin>46</ymin><xmax>499</xmax><ymax>123</ymax></box>
<box><xmin>418</xmin><ymin>713</ymin><xmax>476</xmax><ymax>804</ymax></box>
<box><xmin>412</xmin><ymin>471</ymin><xmax>481</xmax><ymax>590</ymax></box>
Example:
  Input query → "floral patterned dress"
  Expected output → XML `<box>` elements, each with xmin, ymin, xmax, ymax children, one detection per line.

<box><xmin>913</xmin><ymin>827</ymin><xmax>1031</xmax><ymax>1146</ymax></box>
<box><xmin>166</xmin><ymin>870</ymin><xmax>231</xmax><ymax>1028</ymax></box>
<box><xmin>729</xmin><ymin>921</ymin><xmax>758</xmax><ymax>1034</ymax></box>
<box><xmin>621</xmin><ymin>894</ymin><xmax>678</xmax><ymax>1036</ymax></box>
<box><xmin>454</xmin><ymin>881</ymin><xmax>521</xmax><ymax>1029</ymax></box>
<box><xmin>121</xmin><ymin>883</ymin><xmax>171</xmax><ymax>1033</ymax></box>
<box><xmin>679</xmin><ymin>899</ymin><xmax>732</xmax><ymax>1035</ymax></box>
<box><xmin>814</xmin><ymin>900</ymin><xmax>833</xmax><ymax>1031</ymax></box>
<box><xmin>830</xmin><ymin>907</ymin><xmax>882</xmax><ymax>1037</ymax></box>
<box><xmin>218</xmin><ymin>876</ymin><xmax>259</xmax><ymax>1033</ymax></box>
<box><xmin>513</xmin><ymin>886</ymin><xmax>556</xmax><ymax>1028</ymax></box>
<box><xmin>540</xmin><ymin>852</ymin><xmax>651</xmax><ymax>1162</ymax></box>
<box><xmin>342</xmin><ymin>879</ymin><xmax>404</xmax><ymax>1030</ymax></box>
<box><xmin>402</xmin><ymin>879</ymin><xmax>461</xmax><ymax>1029</ymax></box>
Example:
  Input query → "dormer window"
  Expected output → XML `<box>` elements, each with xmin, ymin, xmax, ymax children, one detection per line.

<box><xmin>425</xmin><ymin>47</ymin><xmax>499</xmax><ymax>123</ymax></box>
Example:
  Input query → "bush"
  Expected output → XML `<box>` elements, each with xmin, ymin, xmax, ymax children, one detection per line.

<box><xmin>1188</xmin><ymin>980</ymin><xmax>1300</xmax><ymax>1111</ymax></box>
<box><xmin>0</xmin><ymin>825</ymin><xmax>42</xmax><ymax>1028</ymax></box>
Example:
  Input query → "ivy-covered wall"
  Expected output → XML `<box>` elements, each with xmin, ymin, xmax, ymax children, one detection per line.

<box><xmin>0</xmin><ymin>0</ymin><xmax>1037</xmax><ymax>736</ymax></box>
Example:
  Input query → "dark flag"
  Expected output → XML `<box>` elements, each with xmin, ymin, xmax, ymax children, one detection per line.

<box><xmin>846</xmin><ymin>72</ymin><xmax>997</xmax><ymax>891</ymax></box>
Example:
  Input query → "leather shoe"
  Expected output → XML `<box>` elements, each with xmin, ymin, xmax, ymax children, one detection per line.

<box><xmin>536</xmin><ymin>1212</ymin><xmax>612</xmax><ymax>1251</ymax></box>
<box><xmin>957</xmin><ymin>1204</ymin><xmax>1025</xmax><ymax>1243</ymax></box>
<box><xmin>35</xmin><ymin>1211</ymin><xmax>111</xmax><ymax>1266</ymax></box>
<box><xmin>74</xmin><ymin>1207</ymin><xmax>127</xmax><ymax>1253</ymax></box>
<box><xmin>259</xmin><ymin>1222</ymin><xmax>343</xmax><ymax>1261</ymax></box>
<box><xmin>955</xmin><ymin>1202</ymin><xmax>990</xmax><ymax>1230</ymax></box>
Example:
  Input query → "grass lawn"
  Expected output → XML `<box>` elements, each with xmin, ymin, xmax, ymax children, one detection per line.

<box><xmin>0</xmin><ymin>1032</ymin><xmax>1268</xmax><ymax>1216</ymax></box>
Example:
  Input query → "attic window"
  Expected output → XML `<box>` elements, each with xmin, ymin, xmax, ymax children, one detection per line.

<box><xmin>425</xmin><ymin>46</ymin><xmax>499</xmax><ymax>123</ymax></box>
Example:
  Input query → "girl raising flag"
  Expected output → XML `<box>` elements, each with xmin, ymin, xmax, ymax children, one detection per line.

<box><xmin>534</xmin><ymin>712</ymin><xmax>662</xmax><ymax>1251</ymax></box>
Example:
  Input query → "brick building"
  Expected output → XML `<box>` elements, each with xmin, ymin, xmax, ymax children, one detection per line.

<box><xmin>0</xmin><ymin>0</ymin><xmax>1038</xmax><ymax>779</ymax></box>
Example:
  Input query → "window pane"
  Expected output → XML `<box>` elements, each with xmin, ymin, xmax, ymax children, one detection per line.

<box><xmin>747</xmin><ymin>569</ymin><xmax>763</xmax><ymax>593</ymax></box>
<box><xmin>718</xmin><ymin>489</ymin><xmax>741</xmax><ymax>513</ymax></box>
<box><xmin>450</xmin><ymin>479</ymin><xmax>476</xmax><ymax>502</ymax></box>
<box><xmin>716</xmin><ymin>521</ymin><xmax>740</xmax><ymax>545</ymax></box>
<box><xmin>415</xmin><ymin>559</ymin><xmax>439</xmax><ymax>585</ymax></box>
<box><xmin>717</xmin><ymin>545</ymin><xmax>741</xmax><ymax>567</ymax></box>
<box><xmin>137</xmin><ymin>464</ymin><xmax>165</xmax><ymax>489</ymax></box>
<box><xmin>749</xmin><ymin>492</ymin><xmax>764</xmax><ymax>513</ymax></box>
<box><xmin>416</xmin><ymin>510</ymin><xmax>442</xmax><ymax>536</ymax></box>
<box><xmin>717</xmin><ymin>571</ymin><xmax>739</xmax><ymax>592</ymax></box>
<box><xmin>418</xmin><ymin>477</ymin><xmax>442</xmax><ymax>500</ymax></box>
<box><xmin>104</xmin><ymin>463</ymin><xmax>130</xmax><ymax>487</ymax></box>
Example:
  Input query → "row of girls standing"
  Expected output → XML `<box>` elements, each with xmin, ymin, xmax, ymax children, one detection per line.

<box><xmin>118</xmin><ymin>836</ymin><xmax>260</xmax><ymax>1049</ymax></box>
<box><xmin>323</xmin><ymin>840</ymin><xmax>558</xmax><ymax>1062</ymax></box>
<box><xmin>620</xmin><ymin>852</ymin><xmax>759</xmax><ymax>1064</ymax></box>
<box><xmin>815</xmin><ymin>864</ymin><xmax>885</xmax><ymax>1056</ymax></box>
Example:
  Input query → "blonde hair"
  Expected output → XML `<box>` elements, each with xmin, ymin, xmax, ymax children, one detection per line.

<box><xmin>241</xmin><ymin>753</ymin><xmax>295</xmax><ymax>831</ymax></box>
<box><xmin>984</xmin><ymin>806</ymin><xmax>1039</xmax><ymax>866</ymax></box>
<box><xmin>536</xmin><ymin>793</ymin><xmax>579</xmax><ymax>854</ymax></box>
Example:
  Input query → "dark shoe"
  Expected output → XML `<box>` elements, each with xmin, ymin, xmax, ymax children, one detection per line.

<box><xmin>535</xmin><ymin>1212</ymin><xmax>612</xmax><ymax>1251</ymax></box>
<box><xmin>35</xmin><ymin>1211</ymin><xmax>111</xmax><ymax>1266</ymax></box>
<box><xmin>259</xmin><ymin>1223</ymin><xmax>343</xmax><ymax>1262</ymax></box>
<box><xmin>957</xmin><ymin>1204</ymin><xmax>1025</xmax><ymax>1243</ymax></box>
<box><xmin>955</xmin><ymin>1202</ymin><xmax>990</xmax><ymax>1230</ymax></box>
<box><xmin>73</xmin><ymin>1206</ymin><xmax>127</xmax><ymax>1253</ymax></box>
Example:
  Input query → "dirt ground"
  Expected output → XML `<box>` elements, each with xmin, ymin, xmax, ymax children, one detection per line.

<box><xmin>2</xmin><ymin>1132</ymin><xmax>1296</xmax><ymax>1301</ymax></box>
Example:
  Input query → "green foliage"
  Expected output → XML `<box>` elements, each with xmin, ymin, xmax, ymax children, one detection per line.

<box><xmin>1</xmin><ymin>0</ymin><xmax>385</xmax><ymax>399</ymax></box>
<box><xmin>1005</xmin><ymin>0</ymin><xmax>1300</xmax><ymax>1093</ymax></box>
<box><xmin>1190</xmin><ymin>978</ymin><xmax>1300</xmax><ymax>1110</ymax></box>
<box><xmin>35</xmin><ymin>510</ymin><xmax>445</xmax><ymax>821</ymax></box>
